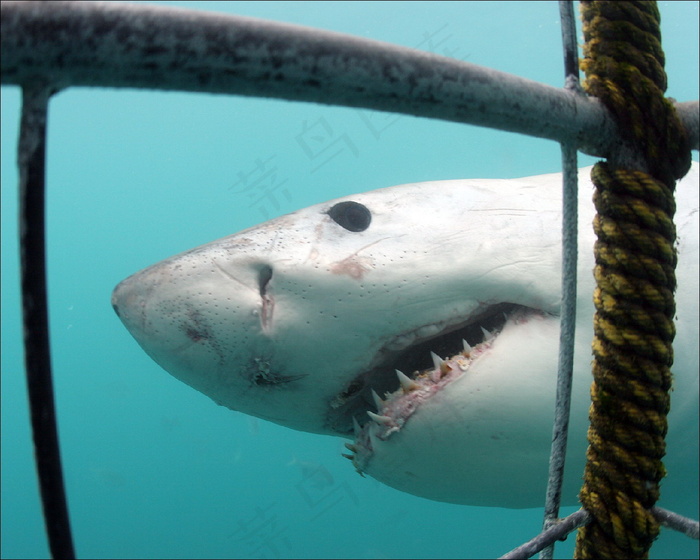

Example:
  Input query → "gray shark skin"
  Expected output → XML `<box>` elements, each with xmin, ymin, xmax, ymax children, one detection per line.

<box><xmin>112</xmin><ymin>164</ymin><xmax>698</xmax><ymax>508</ymax></box>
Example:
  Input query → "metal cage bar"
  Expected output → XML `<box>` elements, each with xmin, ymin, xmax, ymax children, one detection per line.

<box><xmin>539</xmin><ymin>4</ymin><xmax>581</xmax><ymax>558</ymax></box>
<box><xmin>2</xmin><ymin>2</ymin><xmax>697</xmax><ymax>152</ymax></box>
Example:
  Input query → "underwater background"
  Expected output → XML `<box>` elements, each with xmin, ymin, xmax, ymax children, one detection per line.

<box><xmin>1</xmin><ymin>2</ymin><xmax>698</xmax><ymax>558</ymax></box>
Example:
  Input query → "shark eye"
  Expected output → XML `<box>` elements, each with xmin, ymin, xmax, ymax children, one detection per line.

<box><xmin>328</xmin><ymin>201</ymin><xmax>371</xmax><ymax>232</ymax></box>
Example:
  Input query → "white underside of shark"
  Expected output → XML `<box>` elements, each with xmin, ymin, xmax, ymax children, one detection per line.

<box><xmin>112</xmin><ymin>163</ymin><xmax>698</xmax><ymax>509</ymax></box>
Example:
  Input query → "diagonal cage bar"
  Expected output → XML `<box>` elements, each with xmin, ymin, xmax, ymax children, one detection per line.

<box><xmin>1</xmin><ymin>1</ymin><xmax>697</xmax><ymax>558</ymax></box>
<box><xmin>500</xmin><ymin>507</ymin><xmax>699</xmax><ymax>559</ymax></box>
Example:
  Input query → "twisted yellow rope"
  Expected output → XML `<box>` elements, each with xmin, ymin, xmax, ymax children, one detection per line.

<box><xmin>574</xmin><ymin>2</ymin><xmax>691</xmax><ymax>558</ymax></box>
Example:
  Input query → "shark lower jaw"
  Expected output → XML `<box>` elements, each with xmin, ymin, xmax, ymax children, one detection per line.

<box><xmin>326</xmin><ymin>302</ymin><xmax>546</xmax><ymax>436</ymax></box>
<box><xmin>342</xmin><ymin>306</ymin><xmax>562</xmax><ymax>507</ymax></box>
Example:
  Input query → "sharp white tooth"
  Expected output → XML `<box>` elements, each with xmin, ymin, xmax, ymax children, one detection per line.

<box><xmin>481</xmin><ymin>326</ymin><xmax>494</xmax><ymax>340</ymax></box>
<box><xmin>367</xmin><ymin>411</ymin><xmax>393</xmax><ymax>425</ymax></box>
<box><xmin>462</xmin><ymin>339</ymin><xmax>473</xmax><ymax>353</ymax></box>
<box><xmin>371</xmin><ymin>389</ymin><xmax>385</xmax><ymax>410</ymax></box>
<box><xmin>430</xmin><ymin>351</ymin><xmax>444</xmax><ymax>370</ymax></box>
<box><xmin>352</xmin><ymin>417</ymin><xmax>361</xmax><ymax>436</ymax></box>
<box><xmin>396</xmin><ymin>369</ymin><xmax>420</xmax><ymax>392</ymax></box>
<box><xmin>440</xmin><ymin>360</ymin><xmax>452</xmax><ymax>375</ymax></box>
<box><xmin>344</xmin><ymin>442</ymin><xmax>357</xmax><ymax>453</ymax></box>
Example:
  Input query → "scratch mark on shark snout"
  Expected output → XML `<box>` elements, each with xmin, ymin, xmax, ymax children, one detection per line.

<box><xmin>330</xmin><ymin>255</ymin><xmax>373</xmax><ymax>280</ymax></box>
<box><xmin>329</xmin><ymin>238</ymin><xmax>390</xmax><ymax>280</ymax></box>
<box><xmin>177</xmin><ymin>307</ymin><xmax>225</xmax><ymax>364</ymax></box>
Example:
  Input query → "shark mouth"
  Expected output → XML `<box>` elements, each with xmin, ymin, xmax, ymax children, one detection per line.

<box><xmin>326</xmin><ymin>303</ymin><xmax>543</xmax><ymax>437</ymax></box>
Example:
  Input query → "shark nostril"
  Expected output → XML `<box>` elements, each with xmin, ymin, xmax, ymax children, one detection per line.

<box><xmin>258</xmin><ymin>265</ymin><xmax>273</xmax><ymax>298</ymax></box>
<box><xmin>257</xmin><ymin>265</ymin><xmax>274</xmax><ymax>331</ymax></box>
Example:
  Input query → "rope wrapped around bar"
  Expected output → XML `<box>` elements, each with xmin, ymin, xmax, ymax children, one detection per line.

<box><xmin>574</xmin><ymin>2</ymin><xmax>692</xmax><ymax>558</ymax></box>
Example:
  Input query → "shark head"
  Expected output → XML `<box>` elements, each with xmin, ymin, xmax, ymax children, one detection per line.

<box><xmin>112</xmin><ymin>164</ymin><xmax>698</xmax><ymax>507</ymax></box>
<box><xmin>112</xmin><ymin>172</ymin><xmax>568</xmax><ymax>435</ymax></box>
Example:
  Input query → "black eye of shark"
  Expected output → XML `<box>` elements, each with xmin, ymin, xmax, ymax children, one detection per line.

<box><xmin>327</xmin><ymin>201</ymin><xmax>371</xmax><ymax>232</ymax></box>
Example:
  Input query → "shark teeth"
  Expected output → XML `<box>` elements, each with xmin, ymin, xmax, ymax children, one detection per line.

<box><xmin>342</xmin><ymin>308</ymin><xmax>538</xmax><ymax>475</ymax></box>
<box><xmin>348</xmin><ymin>341</ymin><xmax>496</xmax><ymax>470</ymax></box>
<box><xmin>387</xmin><ymin>323</ymin><xmax>504</xmax><ymax>398</ymax></box>
<box><xmin>430</xmin><ymin>351</ymin><xmax>444</xmax><ymax>370</ymax></box>
<box><xmin>430</xmin><ymin>351</ymin><xmax>453</xmax><ymax>380</ymax></box>
<box><xmin>367</xmin><ymin>411</ymin><xmax>393</xmax><ymax>425</ymax></box>
<box><xmin>352</xmin><ymin>417</ymin><xmax>361</xmax><ymax>436</ymax></box>
<box><xmin>480</xmin><ymin>326</ymin><xmax>494</xmax><ymax>341</ymax></box>
<box><xmin>396</xmin><ymin>369</ymin><xmax>420</xmax><ymax>393</ymax></box>
<box><xmin>371</xmin><ymin>389</ymin><xmax>385</xmax><ymax>410</ymax></box>
<box><xmin>387</xmin><ymin>321</ymin><xmax>502</xmax><ymax>404</ymax></box>
<box><xmin>324</xmin><ymin>305</ymin><xmax>540</xmax><ymax>445</ymax></box>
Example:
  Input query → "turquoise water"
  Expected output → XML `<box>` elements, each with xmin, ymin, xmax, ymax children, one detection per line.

<box><xmin>1</xmin><ymin>2</ymin><xmax>698</xmax><ymax>558</ymax></box>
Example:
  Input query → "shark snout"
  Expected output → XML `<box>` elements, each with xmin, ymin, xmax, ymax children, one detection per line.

<box><xmin>111</xmin><ymin>269</ymin><xmax>157</xmax><ymax>342</ymax></box>
<box><xmin>111</xmin><ymin>253</ymin><xmax>280</xmax><ymax>358</ymax></box>
<box><xmin>111</xmin><ymin>289</ymin><xmax>122</xmax><ymax>317</ymax></box>
<box><xmin>111</xmin><ymin>278</ymin><xmax>130</xmax><ymax>319</ymax></box>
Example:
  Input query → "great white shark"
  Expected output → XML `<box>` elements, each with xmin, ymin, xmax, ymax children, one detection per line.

<box><xmin>112</xmin><ymin>163</ymin><xmax>698</xmax><ymax>509</ymax></box>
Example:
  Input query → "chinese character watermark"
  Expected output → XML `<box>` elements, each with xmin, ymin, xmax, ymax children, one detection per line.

<box><xmin>229</xmin><ymin>503</ymin><xmax>293</xmax><ymax>559</ymax></box>
<box><xmin>296</xmin><ymin>117</ymin><xmax>360</xmax><ymax>173</ymax></box>
<box><xmin>293</xmin><ymin>460</ymin><xmax>360</xmax><ymax>521</ymax></box>
<box><xmin>229</xmin><ymin>156</ymin><xmax>292</xmax><ymax>219</ymax></box>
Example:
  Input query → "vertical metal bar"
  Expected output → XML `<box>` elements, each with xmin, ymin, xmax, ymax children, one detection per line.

<box><xmin>539</xmin><ymin>2</ymin><xmax>581</xmax><ymax>558</ymax></box>
<box><xmin>559</xmin><ymin>0</ymin><xmax>583</xmax><ymax>93</ymax></box>
<box><xmin>18</xmin><ymin>83</ymin><xmax>76</xmax><ymax>559</ymax></box>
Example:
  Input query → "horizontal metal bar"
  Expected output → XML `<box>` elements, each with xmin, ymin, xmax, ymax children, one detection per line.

<box><xmin>2</xmin><ymin>1</ymin><xmax>697</xmax><ymax>157</ymax></box>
